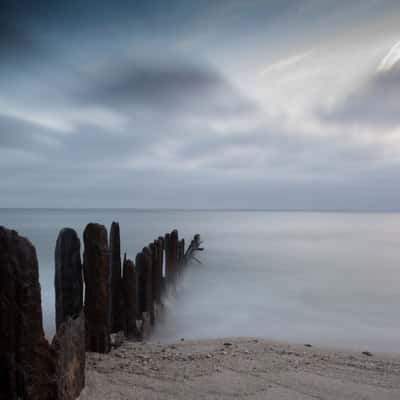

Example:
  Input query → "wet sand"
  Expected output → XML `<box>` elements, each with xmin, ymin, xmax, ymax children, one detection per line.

<box><xmin>79</xmin><ymin>337</ymin><xmax>400</xmax><ymax>399</ymax></box>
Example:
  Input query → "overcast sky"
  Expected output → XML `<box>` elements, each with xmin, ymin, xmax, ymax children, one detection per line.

<box><xmin>1</xmin><ymin>0</ymin><xmax>400</xmax><ymax>209</ymax></box>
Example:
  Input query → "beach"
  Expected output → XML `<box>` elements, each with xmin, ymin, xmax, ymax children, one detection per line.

<box><xmin>79</xmin><ymin>337</ymin><xmax>400</xmax><ymax>399</ymax></box>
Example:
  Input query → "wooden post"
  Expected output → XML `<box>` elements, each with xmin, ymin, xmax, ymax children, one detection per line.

<box><xmin>135</xmin><ymin>251</ymin><xmax>146</xmax><ymax>321</ymax></box>
<box><xmin>52</xmin><ymin>311</ymin><xmax>85</xmax><ymax>400</ymax></box>
<box><xmin>55</xmin><ymin>228</ymin><xmax>83</xmax><ymax>331</ymax></box>
<box><xmin>83</xmin><ymin>223</ymin><xmax>110</xmax><ymax>353</ymax></box>
<box><xmin>158</xmin><ymin>236</ymin><xmax>166</xmax><ymax>295</ymax></box>
<box><xmin>54</xmin><ymin>228</ymin><xmax>85</xmax><ymax>400</ymax></box>
<box><xmin>150</xmin><ymin>241</ymin><xmax>162</xmax><ymax>305</ymax></box>
<box><xmin>177</xmin><ymin>238</ymin><xmax>185</xmax><ymax>274</ymax></box>
<box><xmin>0</xmin><ymin>227</ymin><xmax>57</xmax><ymax>400</ymax></box>
<box><xmin>170</xmin><ymin>229</ymin><xmax>179</xmax><ymax>282</ymax></box>
<box><xmin>143</xmin><ymin>246</ymin><xmax>154</xmax><ymax>324</ymax></box>
<box><xmin>110</xmin><ymin>222</ymin><xmax>123</xmax><ymax>333</ymax></box>
<box><xmin>157</xmin><ymin>238</ymin><xmax>164</xmax><ymax>299</ymax></box>
<box><xmin>165</xmin><ymin>229</ymin><xmax>179</xmax><ymax>285</ymax></box>
<box><xmin>122</xmin><ymin>256</ymin><xmax>140</xmax><ymax>338</ymax></box>
<box><xmin>164</xmin><ymin>232</ymin><xmax>171</xmax><ymax>283</ymax></box>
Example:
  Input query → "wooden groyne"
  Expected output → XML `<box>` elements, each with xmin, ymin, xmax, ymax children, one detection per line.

<box><xmin>0</xmin><ymin>223</ymin><xmax>203</xmax><ymax>400</ymax></box>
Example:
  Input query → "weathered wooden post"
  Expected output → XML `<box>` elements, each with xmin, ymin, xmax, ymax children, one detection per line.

<box><xmin>171</xmin><ymin>229</ymin><xmax>178</xmax><ymax>279</ymax></box>
<box><xmin>150</xmin><ymin>240</ymin><xmax>162</xmax><ymax>305</ymax></box>
<box><xmin>53</xmin><ymin>228</ymin><xmax>85</xmax><ymax>400</ymax></box>
<box><xmin>143</xmin><ymin>246</ymin><xmax>155</xmax><ymax>324</ymax></box>
<box><xmin>165</xmin><ymin>229</ymin><xmax>179</xmax><ymax>285</ymax></box>
<box><xmin>164</xmin><ymin>232</ymin><xmax>171</xmax><ymax>283</ymax></box>
<box><xmin>0</xmin><ymin>227</ymin><xmax>57</xmax><ymax>400</ymax></box>
<box><xmin>135</xmin><ymin>248</ymin><xmax>152</xmax><ymax>336</ymax></box>
<box><xmin>52</xmin><ymin>311</ymin><xmax>85</xmax><ymax>400</ymax></box>
<box><xmin>158</xmin><ymin>236</ymin><xmax>164</xmax><ymax>269</ymax></box>
<box><xmin>150</xmin><ymin>242</ymin><xmax>157</xmax><ymax>303</ymax></box>
<box><xmin>177</xmin><ymin>238</ymin><xmax>185</xmax><ymax>274</ymax></box>
<box><xmin>109</xmin><ymin>222</ymin><xmax>123</xmax><ymax>333</ymax></box>
<box><xmin>158</xmin><ymin>236</ymin><xmax>166</xmax><ymax>295</ymax></box>
<box><xmin>179</xmin><ymin>239</ymin><xmax>185</xmax><ymax>264</ymax></box>
<box><xmin>55</xmin><ymin>228</ymin><xmax>83</xmax><ymax>330</ymax></box>
<box><xmin>83</xmin><ymin>223</ymin><xmax>110</xmax><ymax>353</ymax></box>
<box><xmin>122</xmin><ymin>255</ymin><xmax>140</xmax><ymax>338</ymax></box>
<box><xmin>157</xmin><ymin>238</ymin><xmax>163</xmax><ymax>299</ymax></box>
<box><xmin>135</xmin><ymin>251</ymin><xmax>146</xmax><ymax>321</ymax></box>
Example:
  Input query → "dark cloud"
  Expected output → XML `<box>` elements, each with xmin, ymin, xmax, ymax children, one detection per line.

<box><xmin>78</xmin><ymin>61</ymin><xmax>257</xmax><ymax>117</ymax></box>
<box><xmin>321</xmin><ymin>62</ymin><xmax>400</xmax><ymax>128</ymax></box>
<box><xmin>0</xmin><ymin>13</ymin><xmax>39</xmax><ymax>63</ymax></box>
<box><xmin>82</xmin><ymin>62</ymin><xmax>220</xmax><ymax>104</ymax></box>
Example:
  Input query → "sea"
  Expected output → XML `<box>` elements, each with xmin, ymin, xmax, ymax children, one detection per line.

<box><xmin>1</xmin><ymin>209</ymin><xmax>400</xmax><ymax>352</ymax></box>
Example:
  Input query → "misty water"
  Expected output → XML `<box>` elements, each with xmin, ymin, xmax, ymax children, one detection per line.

<box><xmin>2</xmin><ymin>209</ymin><xmax>400</xmax><ymax>352</ymax></box>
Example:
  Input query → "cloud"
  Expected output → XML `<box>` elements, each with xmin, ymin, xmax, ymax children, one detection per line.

<box><xmin>1</xmin><ymin>0</ymin><xmax>400</xmax><ymax>209</ymax></box>
<box><xmin>0</xmin><ymin>2</ymin><xmax>51</xmax><ymax>66</ymax></box>
<box><xmin>78</xmin><ymin>60</ymin><xmax>258</xmax><ymax>117</ymax></box>
<box><xmin>82</xmin><ymin>62</ymin><xmax>219</xmax><ymax>104</ymax></box>
<box><xmin>321</xmin><ymin>60</ymin><xmax>400</xmax><ymax>128</ymax></box>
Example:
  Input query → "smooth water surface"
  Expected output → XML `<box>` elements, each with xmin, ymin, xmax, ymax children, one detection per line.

<box><xmin>1</xmin><ymin>209</ymin><xmax>399</xmax><ymax>352</ymax></box>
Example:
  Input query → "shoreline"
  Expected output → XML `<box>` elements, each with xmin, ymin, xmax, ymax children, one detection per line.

<box><xmin>79</xmin><ymin>337</ymin><xmax>400</xmax><ymax>399</ymax></box>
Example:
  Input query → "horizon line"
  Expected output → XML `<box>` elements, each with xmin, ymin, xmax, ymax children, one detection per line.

<box><xmin>1</xmin><ymin>207</ymin><xmax>400</xmax><ymax>213</ymax></box>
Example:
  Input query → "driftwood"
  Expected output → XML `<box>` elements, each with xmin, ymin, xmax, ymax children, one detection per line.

<box><xmin>183</xmin><ymin>234</ymin><xmax>204</xmax><ymax>265</ymax></box>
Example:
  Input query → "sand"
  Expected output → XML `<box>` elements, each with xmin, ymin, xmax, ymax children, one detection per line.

<box><xmin>79</xmin><ymin>337</ymin><xmax>400</xmax><ymax>399</ymax></box>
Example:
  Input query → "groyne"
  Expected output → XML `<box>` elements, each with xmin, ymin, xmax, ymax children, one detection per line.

<box><xmin>0</xmin><ymin>223</ymin><xmax>203</xmax><ymax>400</ymax></box>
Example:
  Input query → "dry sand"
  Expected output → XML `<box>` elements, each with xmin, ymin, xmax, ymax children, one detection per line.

<box><xmin>79</xmin><ymin>337</ymin><xmax>400</xmax><ymax>399</ymax></box>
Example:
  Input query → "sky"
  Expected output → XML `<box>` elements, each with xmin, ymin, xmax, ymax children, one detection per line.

<box><xmin>1</xmin><ymin>0</ymin><xmax>400</xmax><ymax>209</ymax></box>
